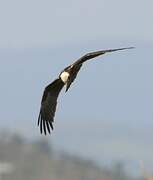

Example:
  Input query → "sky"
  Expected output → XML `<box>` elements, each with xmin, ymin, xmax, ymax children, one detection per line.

<box><xmin>0</xmin><ymin>0</ymin><xmax>153</xmax><ymax>48</ymax></box>
<box><xmin>0</xmin><ymin>0</ymin><xmax>153</xmax><ymax>176</ymax></box>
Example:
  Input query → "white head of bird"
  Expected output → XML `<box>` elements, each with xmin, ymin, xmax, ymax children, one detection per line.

<box><xmin>60</xmin><ymin>71</ymin><xmax>70</xmax><ymax>83</ymax></box>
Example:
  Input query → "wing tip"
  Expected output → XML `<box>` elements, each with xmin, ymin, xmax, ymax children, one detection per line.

<box><xmin>108</xmin><ymin>46</ymin><xmax>135</xmax><ymax>52</ymax></box>
<box><xmin>38</xmin><ymin>112</ymin><xmax>53</xmax><ymax>135</ymax></box>
<box><xmin>120</xmin><ymin>46</ymin><xmax>135</xmax><ymax>50</ymax></box>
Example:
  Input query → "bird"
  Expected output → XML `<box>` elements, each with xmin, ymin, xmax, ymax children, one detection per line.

<box><xmin>38</xmin><ymin>47</ymin><xmax>134</xmax><ymax>135</ymax></box>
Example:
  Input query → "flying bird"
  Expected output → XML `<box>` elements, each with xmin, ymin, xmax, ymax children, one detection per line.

<box><xmin>38</xmin><ymin>47</ymin><xmax>134</xmax><ymax>135</ymax></box>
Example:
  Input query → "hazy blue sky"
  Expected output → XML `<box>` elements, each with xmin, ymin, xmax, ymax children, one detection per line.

<box><xmin>0</xmin><ymin>0</ymin><xmax>153</xmax><ymax>48</ymax></box>
<box><xmin>0</xmin><ymin>0</ymin><xmax>153</xmax><ymax>175</ymax></box>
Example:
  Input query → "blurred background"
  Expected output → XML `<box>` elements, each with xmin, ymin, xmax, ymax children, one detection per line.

<box><xmin>0</xmin><ymin>0</ymin><xmax>153</xmax><ymax>179</ymax></box>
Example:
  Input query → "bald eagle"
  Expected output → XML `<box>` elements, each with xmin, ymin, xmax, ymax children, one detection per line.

<box><xmin>38</xmin><ymin>47</ymin><xmax>134</xmax><ymax>135</ymax></box>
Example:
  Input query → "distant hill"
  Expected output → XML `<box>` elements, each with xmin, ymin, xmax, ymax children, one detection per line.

<box><xmin>0</xmin><ymin>131</ymin><xmax>140</xmax><ymax>180</ymax></box>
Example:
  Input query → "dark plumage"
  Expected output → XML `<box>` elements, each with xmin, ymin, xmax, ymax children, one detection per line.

<box><xmin>38</xmin><ymin>47</ymin><xmax>134</xmax><ymax>135</ymax></box>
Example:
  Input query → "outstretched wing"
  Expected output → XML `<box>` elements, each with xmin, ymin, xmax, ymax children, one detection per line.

<box><xmin>65</xmin><ymin>47</ymin><xmax>134</xmax><ymax>92</ymax></box>
<box><xmin>38</xmin><ymin>78</ymin><xmax>64</xmax><ymax>135</ymax></box>
<box><xmin>73</xmin><ymin>47</ymin><xmax>134</xmax><ymax>66</ymax></box>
